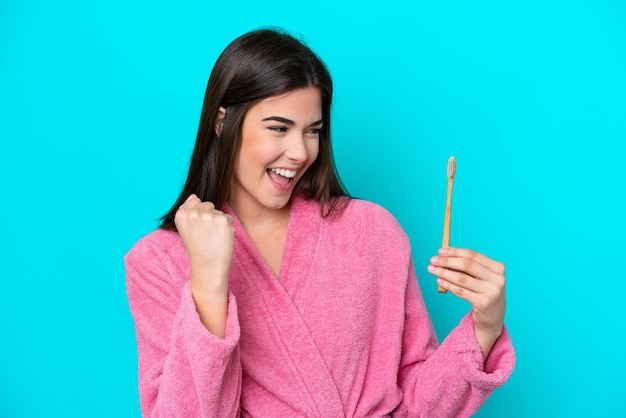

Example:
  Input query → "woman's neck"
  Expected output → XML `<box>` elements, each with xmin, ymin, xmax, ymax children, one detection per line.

<box><xmin>228</xmin><ymin>199</ymin><xmax>291</xmax><ymax>233</ymax></box>
<box><xmin>228</xmin><ymin>200</ymin><xmax>292</xmax><ymax>278</ymax></box>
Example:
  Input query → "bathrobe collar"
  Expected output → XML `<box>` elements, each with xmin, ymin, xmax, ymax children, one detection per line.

<box><xmin>224</xmin><ymin>195</ymin><xmax>345</xmax><ymax>416</ymax></box>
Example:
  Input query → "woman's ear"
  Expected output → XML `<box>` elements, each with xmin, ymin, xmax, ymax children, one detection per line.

<box><xmin>215</xmin><ymin>106</ymin><xmax>227</xmax><ymax>136</ymax></box>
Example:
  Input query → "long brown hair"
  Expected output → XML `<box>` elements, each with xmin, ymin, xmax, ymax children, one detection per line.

<box><xmin>160</xmin><ymin>28</ymin><xmax>348</xmax><ymax>230</ymax></box>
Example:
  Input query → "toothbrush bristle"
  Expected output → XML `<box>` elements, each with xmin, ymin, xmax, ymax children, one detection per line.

<box><xmin>447</xmin><ymin>156</ymin><xmax>456</xmax><ymax>177</ymax></box>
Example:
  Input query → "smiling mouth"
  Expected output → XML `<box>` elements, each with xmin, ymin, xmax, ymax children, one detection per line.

<box><xmin>267</xmin><ymin>167</ymin><xmax>296</xmax><ymax>186</ymax></box>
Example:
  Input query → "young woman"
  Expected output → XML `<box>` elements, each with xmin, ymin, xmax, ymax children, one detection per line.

<box><xmin>125</xmin><ymin>28</ymin><xmax>515</xmax><ymax>417</ymax></box>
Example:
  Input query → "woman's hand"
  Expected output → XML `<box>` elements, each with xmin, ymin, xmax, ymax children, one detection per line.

<box><xmin>427</xmin><ymin>247</ymin><xmax>506</xmax><ymax>360</ymax></box>
<box><xmin>175</xmin><ymin>194</ymin><xmax>234</xmax><ymax>338</ymax></box>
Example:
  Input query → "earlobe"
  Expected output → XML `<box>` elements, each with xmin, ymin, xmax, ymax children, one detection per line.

<box><xmin>215</xmin><ymin>106</ymin><xmax>227</xmax><ymax>136</ymax></box>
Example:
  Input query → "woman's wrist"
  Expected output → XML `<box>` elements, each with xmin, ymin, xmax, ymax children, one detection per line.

<box><xmin>191</xmin><ymin>281</ymin><xmax>229</xmax><ymax>339</ymax></box>
<box><xmin>473</xmin><ymin>322</ymin><xmax>503</xmax><ymax>361</ymax></box>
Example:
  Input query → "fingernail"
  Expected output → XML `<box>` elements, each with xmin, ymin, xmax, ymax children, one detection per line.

<box><xmin>427</xmin><ymin>265</ymin><xmax>436</xmax><ymax>273</ymax></box>
<box><xmin>439</xmin><ymin>247</ymin><xmax>449</xmax><ymax>255</ymax></box>
<box><xmin>430</xmin><ymin>256</ymin><xmax>440</xmax><ymax>264</ymax></box>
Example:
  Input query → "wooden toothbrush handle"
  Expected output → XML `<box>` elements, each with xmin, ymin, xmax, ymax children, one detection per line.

<box><xmin>439</xmin><ymin>177</ymin><xmax>454</xmax><ymax>293</ymax></box>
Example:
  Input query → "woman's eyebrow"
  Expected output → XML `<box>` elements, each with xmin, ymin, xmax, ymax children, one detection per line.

<box><xmin>262</xmin><ymin>116</ymin><xmax>323</xmax><ymax>127</ymax></box>
<box><xmin>262</xmin><ymin>116</ymin><xmax>295</xmax><ymax>125</ymax></box>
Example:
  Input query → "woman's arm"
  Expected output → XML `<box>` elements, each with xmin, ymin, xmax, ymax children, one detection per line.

<box><xmin>125</xmin><ymin>237</ymin><xmax>242</xmax><ymax>418</ymax></box>
<box><xmin>396</xmin><ymin>259</ymin><xmax>515</xmax><ymax>417</ymax></box>
<box><xmin>175</xmin><ymin>194</ymin><xmax>234</xmax><ymax>339</ymax></box>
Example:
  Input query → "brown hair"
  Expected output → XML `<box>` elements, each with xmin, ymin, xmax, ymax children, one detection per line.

<box><xmin>160</xmin><ymin>28</ymin><xmax>348</xmax><ymax>230</ymax></box>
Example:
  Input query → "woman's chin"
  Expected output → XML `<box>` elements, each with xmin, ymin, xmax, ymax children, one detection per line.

<box><xmin>263</xmin><ymin>195</ymin><xmax>293</xmax><ymax>211</ymax></box>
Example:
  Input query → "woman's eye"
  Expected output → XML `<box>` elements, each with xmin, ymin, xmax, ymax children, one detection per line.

<box><xmin>269</xmin><ymin>126</ymin><xmax>288</xmax><ymax>133</ymax></box>
<box><xmin>307</xmin><ymin>128</ymin><xmax>321</xmax><ymax>135</ymax></box>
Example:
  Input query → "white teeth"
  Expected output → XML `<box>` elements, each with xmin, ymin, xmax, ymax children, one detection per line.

<box><xmin>270</xmin><ymin>168</ymin><xmax>296</xmax><ymax>178</ymax></box>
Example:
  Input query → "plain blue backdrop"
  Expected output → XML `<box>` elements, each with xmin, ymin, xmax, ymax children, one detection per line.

<box><xmin>1</xmin><ymin>0</ymin><xmax>625</xmax><ymax>416</ymax></box>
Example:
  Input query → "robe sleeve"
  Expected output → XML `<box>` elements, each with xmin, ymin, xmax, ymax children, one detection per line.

<box><xmin>124</xmin><ymin>237</ymin><xmax>242</xmax><ymax>418</ymax></box>
<box><xmin>395</xmin><ymin>261</ymin><xmax>516</xmax><ymax>417</ymax></box>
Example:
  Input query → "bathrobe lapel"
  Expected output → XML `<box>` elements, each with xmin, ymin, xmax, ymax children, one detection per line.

<box><xmin>225</xmin><ymin>198</ymin><xmax>345</xmax><ymax>417</ymax></box>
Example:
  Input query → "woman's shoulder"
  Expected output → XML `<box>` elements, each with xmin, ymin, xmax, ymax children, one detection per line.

<box><xmin>344</xmin><ymin>197</ymin><xmax>393</xmax><ymax>217</ymax></box>
<box><xmin>125</xmin><ymin>228</ymin><xmax>185</xmax><ymax>265</ymax></box>
<box><xmin>344</xmin><ymin>198</ymin><xmax>405</xmax><ymax>232</ymax></box>
<box><xmin>326</xmin><ymin>198</ymin><xmax>410</xmax><ymax>248</ymax></box>
<box><xmin>124</xmin><ymin>228</ymin><xmax>190</xmax><ymax>302</ymax></box>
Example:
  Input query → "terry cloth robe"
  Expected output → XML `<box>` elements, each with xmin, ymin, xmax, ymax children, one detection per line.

<box><xmin>125</xmin><ymin>196</ymin><xmax>515</xmax><ymax>417</ymax></box>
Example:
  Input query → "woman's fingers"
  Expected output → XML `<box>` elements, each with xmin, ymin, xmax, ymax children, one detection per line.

<box><xmin>181</xmin><ymin>193</ymin><xmax>200</xmax><ymax>207</ymax></box>
<box><xmin>428</xmin><ymin>246</ymin><xmax>506</xmax><ymax>313</ymax></box>
<box><xmin>179</xmin><ymin>195</ymin><xmax>211</xmax><ymax>211</ymax></box>
<box><xmin>176</xmin><ymin>196</ymin><xmax>219</xmax><ymax>224</ymax></box>
<box><xmin>435</xmin><ymin>276</ymin><xmax>482</xmax><ymax>306</ymax></box>
<box><xmin>428</xmin><ymin>264</ymin><xmax>485</xmax><ymax>294</ymax></box>
<box><xmin>439</xmin><ymin>247</ymin><xmax>505</xmax><ymax>276</ymax></box>
<box><xmin>429</xmin><ymin>253</ymin><xmax>504</xmax><ymax>289</ymax></box>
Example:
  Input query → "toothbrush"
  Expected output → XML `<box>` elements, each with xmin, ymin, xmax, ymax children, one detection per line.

<box><xmin>439</xmin><ymin>156</ymin><xmax>456</xmax><ymax>293</ymax></box>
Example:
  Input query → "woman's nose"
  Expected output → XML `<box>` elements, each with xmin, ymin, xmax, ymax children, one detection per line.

<box><xmin>284</xmin><ymin>134</ymin><xmax>308</xmax><ymax>162</ymax></box>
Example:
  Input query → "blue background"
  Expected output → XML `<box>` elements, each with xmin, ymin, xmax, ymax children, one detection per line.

<box><xmin>1</xmin><ymin>1</ymin><xmax>625</xmax><ymax>416</ymax></box>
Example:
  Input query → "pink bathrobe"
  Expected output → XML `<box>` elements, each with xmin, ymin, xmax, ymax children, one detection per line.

<box><xmin>125</xmin><ymin>196</ymin><xmax>515</xmax><ymax>417</ymax></box>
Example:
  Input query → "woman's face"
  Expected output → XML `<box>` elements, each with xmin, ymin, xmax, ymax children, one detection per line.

<box><xmin>229</xmin><ymin>87</ymin><xmax>322</xmax><ymax>216</ymax></box>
